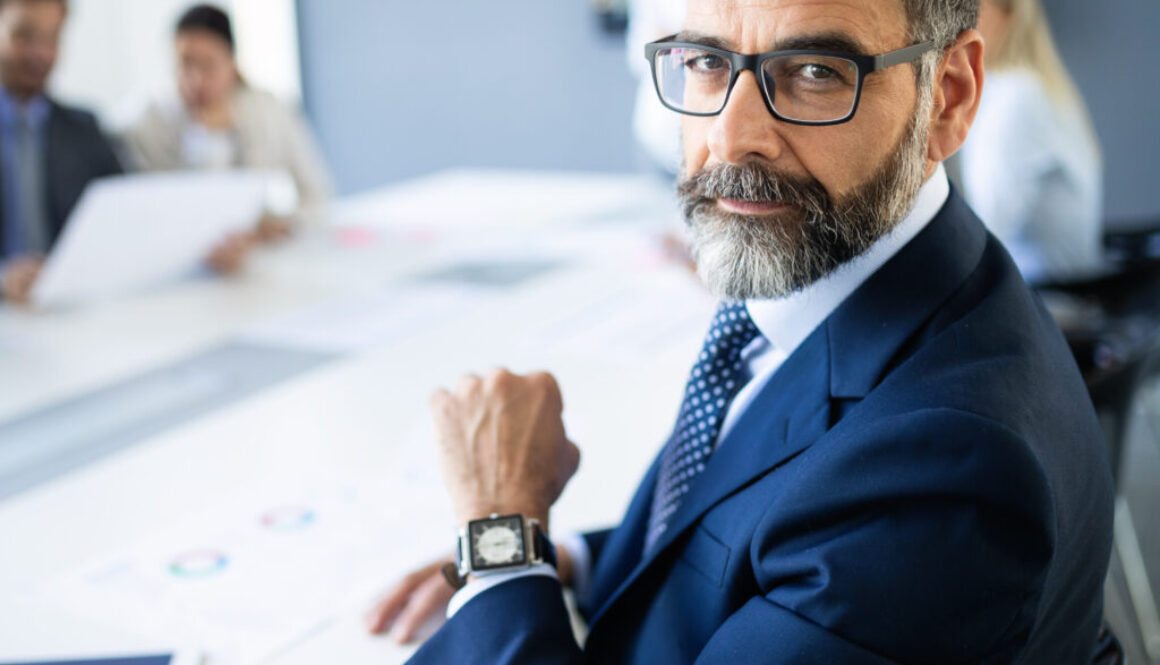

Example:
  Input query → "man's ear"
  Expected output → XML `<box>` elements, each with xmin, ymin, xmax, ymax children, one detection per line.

<box><xmin>927</xmin><ymin>29</ymin><xmax>985</xmax><ymax>165</ymax></box>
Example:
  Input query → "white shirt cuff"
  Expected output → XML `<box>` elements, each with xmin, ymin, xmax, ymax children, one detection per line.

<box><xmin>445</xmin><ymin>564</ymin><xmax>558</xmax><ymax>618</ymax></box>
<box><xmin>557</xmin><ymin>532</ymin><xmax>593</xmax><ymax>601</ymax></box>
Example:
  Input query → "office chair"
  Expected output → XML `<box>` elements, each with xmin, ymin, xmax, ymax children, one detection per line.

<box><xmin>1042</xmin><ymin>228</ymin><xmax>1160</xmax><ymax>665</ymax></box>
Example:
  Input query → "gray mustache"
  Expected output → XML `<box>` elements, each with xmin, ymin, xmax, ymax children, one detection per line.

<box><xmin>678</xmin><ymin>163</ymin><xmax>831</xmax><ymax>214</ymax></box>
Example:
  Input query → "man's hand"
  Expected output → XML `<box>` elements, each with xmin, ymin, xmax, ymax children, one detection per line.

<box><xmin>365</xmin><ymin>370</ymin><xmax>579</xmax><ymax>644</ymax></box>
<box><xmin>365</xmin><ymin>557</ymin><xmax>456</xmax><ymax>643</ymax></box>
<box><xmin>431</xmin><ymin>369</ymin><xmax>581</xmax><ymax>532</ymax></box>
<box><xmin>255</xmin><ymin>215</ymin><xmax>292</xmax><ymax>244</ymax></box>
<box><xmin>365</xmin><ymin>545</ymin><xmax>579</xmax><ymax>643</ymax></box>
<box><xmin>205</xmin><ymin>232</ymin><xmax>255</xmax><ymax>275</ymax></box>
<box><xmin>1</xmin><ymin>255</ymin><xmax>44</xmax><ymax>304</ymax></box>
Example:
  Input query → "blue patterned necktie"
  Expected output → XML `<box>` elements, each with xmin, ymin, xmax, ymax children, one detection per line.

<box><xmin>645</xmin><ymin>301</ymin><xmax>761</xmax><ymax>554</ymax></box>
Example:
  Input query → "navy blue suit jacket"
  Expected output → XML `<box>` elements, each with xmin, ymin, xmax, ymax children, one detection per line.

<box><xmin>0</xmin><ymin>99</ymin><xmax>123</xmax><ymax>258</ymax></box>
<box><xmin>410</xmin><ymin>191</ymin><xmax>1114</xmax><ymax>664</ymax></box>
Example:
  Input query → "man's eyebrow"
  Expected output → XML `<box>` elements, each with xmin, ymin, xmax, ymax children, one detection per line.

<box><xmin>670</xmin><ymin>31</ymin><xmax>871</xmax><ymax>56</ymax></box>
<box><xmin>672</xmin><ymin>30</ymin><xmax>735</xmax><ymax>51</ymax></box>
<box><xmin>773</xmin><ymin>33</ymin><xmax>869</xmax><ymax>56</ymax></box>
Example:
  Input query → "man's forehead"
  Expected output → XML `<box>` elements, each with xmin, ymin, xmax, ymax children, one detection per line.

<box><xmin>682</xmin><ymin>0</ymin><xmax>908</xmax><ymax>52</ymax></box>
<box><xmin>0</xmin><ymin>1</ymin><xmax>66</xmax><ymax>24</ymax></box>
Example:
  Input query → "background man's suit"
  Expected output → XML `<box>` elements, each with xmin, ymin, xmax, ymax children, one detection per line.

<box><xmin>0</xmin><ymin>99</ymin><xmax>123</xmax><ymax>258</ymax></box>
<box><xmin>410</xmin><ymin>190</ymin><xmax>1115</xmax><ymax>664</ymax></box>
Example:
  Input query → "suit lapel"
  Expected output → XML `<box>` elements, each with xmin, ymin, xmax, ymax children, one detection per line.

<box><xmin>585</xmin><ymin>457</ymin><xmax>657</xmax><ymax>612</ymax></box>
<box><xmin>586</xmin><ymin>189</ymin><xmax>991</xmax><ymax>629</ymax></box>
<box><xmin>588</xmin><ymin>328</ymin><xmax>833</xmax><ymax>626</ymax></box>
<box><xmin>827</xmin><ymin>190</ymin><xmax>988</xmax><ymax>399</ymax></box>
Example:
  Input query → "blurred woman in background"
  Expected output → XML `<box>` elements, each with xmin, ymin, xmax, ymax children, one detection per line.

<box><xmin>960</xmin><ymin>0</ymin><xmax>1105</xmax><ymax>284</ymax></box>
<box><xmin>124</xmin><ymin>3</ymin><xmax>331</xmax><ymax>256</ymax></box>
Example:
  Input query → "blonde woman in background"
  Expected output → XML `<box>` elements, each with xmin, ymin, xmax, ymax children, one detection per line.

<box><xmin>124</xmin><ymin>4</ymin><xmax>332</xmax><ymax>265</ymax></box>
<box><xmin>961</xmin><ymin>0</ymin><xmax>1106</xmax><ymax>284</ymax></box>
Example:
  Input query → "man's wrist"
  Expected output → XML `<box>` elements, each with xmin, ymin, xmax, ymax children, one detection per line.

<box><xmin>449</xmin><ymin>512</ymin><xmax>557</xmax><ymax>592</ymax></box>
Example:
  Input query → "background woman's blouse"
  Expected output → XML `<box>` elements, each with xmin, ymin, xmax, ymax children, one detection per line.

<box><xmin>123</xmin><ymin>86</ymin><xmax>333</xmax><ymax>225</ymax></box>
<box><xmin>959</xmin><ymin>68</ymin><xmax>1105</xmax><ymax>284</ymax></box>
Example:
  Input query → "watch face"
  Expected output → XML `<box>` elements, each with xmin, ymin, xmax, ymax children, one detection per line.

<box><xmin>469</xmin><ymin>515</ymin><xmax>526</xmax><ymax>570</ymax></box>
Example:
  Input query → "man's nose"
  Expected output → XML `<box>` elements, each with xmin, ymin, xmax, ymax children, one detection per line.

<box><xmin>706</xmin><ymin>70</ymin><xmax>788</xmax><ymax>166</ymax></box>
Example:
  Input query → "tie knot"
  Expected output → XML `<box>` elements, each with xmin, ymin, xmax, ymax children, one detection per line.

<box><xmin>705</xmin><ymin>301</ymin><xmax>760</xmax><ymax>352</ymax></box>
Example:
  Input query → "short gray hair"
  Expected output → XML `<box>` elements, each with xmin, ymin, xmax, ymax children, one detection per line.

<box><xmin>902</xmin><ymin>0</ymin><xmax>980</xmax><ymax>84</ymax></box>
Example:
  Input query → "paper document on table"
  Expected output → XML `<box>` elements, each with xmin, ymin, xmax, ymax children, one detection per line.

<box><xmin>330</xmin><ymin>168</ymin><xmax>674</xmax><ymax>232</ymax></box>
<box><xmin>524</xmin><ymin>272</ymin><xmax>716</xmax><ymax>362</ymax></box>
<box><xmin>31</xmin><ymin>171</ymin><xmax>271</xmax><ymax>308</ymax></box>
<box><xmin>37</xmin><ymin>470</ymin><xmax>452</xmax><ymax>665</ymax></box>
<box><xmin>239</xmin><ymin>284</ymin><xmax>486</xmax><ymax>354</ymax></box>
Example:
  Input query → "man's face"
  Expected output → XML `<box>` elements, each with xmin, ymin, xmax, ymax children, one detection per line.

<box><xmin>0</xmin><ymin>0</ymin><xmax>65</xmax><ymax>100</ymax></box>
<box><xmin>679</xmin><ymin>0</ymin><xmax>936</xmax><ymax>299</ymax></box>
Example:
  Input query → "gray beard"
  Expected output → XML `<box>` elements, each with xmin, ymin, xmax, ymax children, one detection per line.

<box><xmin>678</xmin><ymin>107</ymin><xmax>931</xmax><ymax>300</ymax></box>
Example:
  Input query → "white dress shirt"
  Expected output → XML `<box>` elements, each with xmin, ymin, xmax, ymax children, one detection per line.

<box><xmin>449</xmin><ymin>165</ymin><xmax>951</xmax><ymax>618</ymax></box>
<box><xmin>959</xmin><ymin>68</ymin><xmax>1105</xmax><ymax>284</ymax></box>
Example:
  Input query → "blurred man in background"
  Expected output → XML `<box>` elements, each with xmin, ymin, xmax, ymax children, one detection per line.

<box><xmin>0</xmin><ymin>0</ymin><xmax>121</xmax><ymax>303</ymax></box>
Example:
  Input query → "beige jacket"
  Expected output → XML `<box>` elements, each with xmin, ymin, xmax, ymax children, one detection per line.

<box><xmin>122</xmin><ymin>86</ymin><xmax>333</xmax><ymax>225</ymax></box>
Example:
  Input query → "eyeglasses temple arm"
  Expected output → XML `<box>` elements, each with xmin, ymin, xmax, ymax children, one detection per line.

<box><xmin>873</xmin><ymin>41</ymin><xmax>936</xmax><ymax>71</ymax></box>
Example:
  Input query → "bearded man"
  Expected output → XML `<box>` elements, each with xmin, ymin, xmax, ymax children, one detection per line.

<box><xmin>367</xmin><ymin>1</ymin><xmax>1117</xmax><ymax>663</ymax></box>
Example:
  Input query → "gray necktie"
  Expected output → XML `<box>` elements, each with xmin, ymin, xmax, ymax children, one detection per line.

<box><xmin>16</xmin><ymin>112</ymin><xmax>47</xmax><ymax>254</ymax></box>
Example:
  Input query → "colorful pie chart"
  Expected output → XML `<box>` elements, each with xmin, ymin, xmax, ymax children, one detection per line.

<box><xmin>169</xmin><ymin>549</ymin><xmax>229</xmax><ymax>578</ymax></box>
<box><xmin>259</xmin><ymin>505</ymin><xmax>316</xmax><ymax>531</ymax></box>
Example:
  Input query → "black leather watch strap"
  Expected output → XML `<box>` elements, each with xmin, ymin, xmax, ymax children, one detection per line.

<box><xmin>532</xmin><ymin>522</ymin><xmax>558</xmax><ymax>569</ymax></box>
<box><xmin>442</xmin><ymin>561</ymin><xmax>466</xmax><ymax>590</ymax></box>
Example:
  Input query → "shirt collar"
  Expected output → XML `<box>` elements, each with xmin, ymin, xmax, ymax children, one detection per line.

<box><xmin>0</xmin><ymin>85</ymin><xmax>50</xmax><ymax>129</ymax></box>
<box><xmin>746</xmin><ymin>162</ymin><xmax>950</xmax><ymax>357</ymax></box>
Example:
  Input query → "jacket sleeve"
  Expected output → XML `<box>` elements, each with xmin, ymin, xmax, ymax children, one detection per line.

<box><xmin>407</xmin><ymin>409</ymin><xmax>1067</xmax><ymax>664</ymax></box>
<box><xmin>407</xmin><ymin>530</ymin><xmax>613</xmax><ymax>664</ymax></box>
<box><xmin>118</xmin><ymin>104</ymin><xmax>177</xmax><ymax>173</ymax></box>
<box><xmin>75</xmin><ymin>110</ymin><xmax>124</xmax><ymax>178</ymax></box>
<box><xmin>406</xmin><ymin>576</ymin><xmax>583</xmax><ymax>665</ymax></box>
<box><xmin>278</xmin><ymin>102</ymin><xmax>333</xmax><ymax>225</ymax></box>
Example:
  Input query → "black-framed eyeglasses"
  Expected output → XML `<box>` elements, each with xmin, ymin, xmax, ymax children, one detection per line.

<box><xmin>644</xmin><ymin>36</ymin><xmax>935</xmax><ymax>126</ymax></box>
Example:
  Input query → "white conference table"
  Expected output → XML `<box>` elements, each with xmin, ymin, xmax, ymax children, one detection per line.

<box><xmin>0</xmin><ymin>169</ymin><xmax>717</xmax><ymax>664</ymax></box>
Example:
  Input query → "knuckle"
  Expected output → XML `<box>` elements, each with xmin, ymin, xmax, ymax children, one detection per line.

<box><xmin>456</xmin><ymin>374</ymin><xmax>481</xmax><ymax>395</ymax></box>
<box><xmin>484</xmin><ymin>367</ymin><xmax>513</xmax><ymax>390</ymax></box>
<box><xmin>429</xmin><ymin>389</ymin><xmax>451</xmax><ymax>410</ymax></box>
<box><xmin>539</xmin><ymin>372</ymin><xmax>561</xmax><ymax>393</ymax></box>
<box><xmin>532</xmin><ymin>372</ymin><xmax>563</xmax><ymax>405</ymax></box>
<box><xmin>566</xmin><ymin>442</ymin><xmax>581</xmax><ymax>474</ymax></box>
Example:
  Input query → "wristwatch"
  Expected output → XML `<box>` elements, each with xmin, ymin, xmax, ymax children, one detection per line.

<box><xmin>442</xmin><ymin>513</ymin><xmax>556</xmax><ymax>590</ymax></box>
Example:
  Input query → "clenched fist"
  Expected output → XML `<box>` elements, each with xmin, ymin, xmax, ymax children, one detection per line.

<box><xmin>431</xmin><ymin>369</ymin><xmax>581</xmax><ymax>533</ymax></box>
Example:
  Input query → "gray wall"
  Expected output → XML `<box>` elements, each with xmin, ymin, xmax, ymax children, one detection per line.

<box><xmin>1049</xmin><ymin>0</ymin><xmax>1160</xmax><ymax>230</ymax></box>
<box><xmin>296</xmin><ymin>0</ymin><xmax>639</xmax><ymax>195</ymax></box>
<box><xmin>299</xmin><ymin>1</ymin><xmax>1160</xmax><ymax>231</ymax></box>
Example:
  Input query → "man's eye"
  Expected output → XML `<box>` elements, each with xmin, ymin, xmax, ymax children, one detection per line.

<box><xmin>686</xmin><ymin>54</ymin><xmax>727</xmax><ymax>73</ymax></box>
<box><xmin>800</xmin><ymin>64</ymin><xmax>838</xmax><ymax>80</ymax></box>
